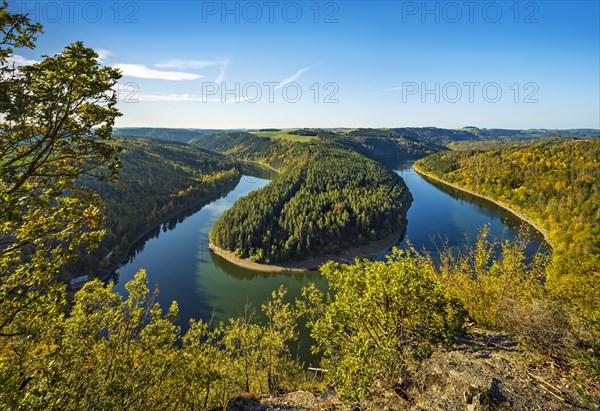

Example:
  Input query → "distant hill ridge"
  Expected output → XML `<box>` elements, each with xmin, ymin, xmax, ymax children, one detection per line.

<box><xmin>113</xmin><ymin>127</ymin><xmax>234</xmax><ymax>143</ymax></box>
<box><xmin>114</xmin><ymin>126</ymin><xmax>599</xmax><ymax>147</ymax></box>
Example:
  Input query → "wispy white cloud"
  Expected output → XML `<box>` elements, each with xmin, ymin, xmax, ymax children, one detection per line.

<box><xmin>6</xmin><ymin>54</ymin><xmax>38</xmax><ymax>66</ymax></box>
<box><xmin>215</xmin><ymin>60</ymin><xmax>230</xmax><ymax>83</ymax></box>
<box><xmin>155</xmin><ymin>58</ymin><xmax>229</xmax><ymax>69</ymax></box>
<box><xmin>111</xmin><ymin>83</ymin><xmax>200</xmax><ymax>102</ymax></box>
<box><xmin>275</xmin><ymin>67</ymin><xmax>309</xmax><ymax>90</ymax></box>
<box><xmin>135</xmin><ymin>93</ymin><xmax>203</xmax><ymax>102</ymax></box>
<box><xmin>117</xmin><ymin>64</ymin><xmax>204</xmax><ymax>81</ymax></box>
<box><xmin>156</xmin><ymin>58</ymin><xmax>231</xmax><ymax>83</ymax></box>
<box><xmin>96</xmin><ymin>48</ymin><xmax>113</xmax><ymax>62</ymax></box>
<box><xmin>372</xmin><ymin>86</ymin><xmax>406</xmax><ymax>94</ymax></box>
<box><xmin>120</xmin><ymin>92</ymin><xmax>256</xmax><ymax>104</ymax></box>
<box><xmin>115</xmin><ymin>63</ymin><xmax>203</xmax><ymax>81</ymax></box>
<box><xmin>386</xmin><ymin>86</ymin><xmax>405</xmax><ymax>92</ymax></box>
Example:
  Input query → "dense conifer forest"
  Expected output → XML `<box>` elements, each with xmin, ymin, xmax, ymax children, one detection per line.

<box><xmin>210</xmin><ymin>144</ymin><xmax>412</xmax><ymax>263</ymax></box>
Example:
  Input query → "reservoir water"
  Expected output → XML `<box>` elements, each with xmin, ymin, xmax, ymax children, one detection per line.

<box><xmin>111</xmin><ymin>163</ymin><xmax>547</xmax><ymax>339</ymax></box>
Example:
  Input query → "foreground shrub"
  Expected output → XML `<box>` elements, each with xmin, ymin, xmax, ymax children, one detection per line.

<box><xmin>437</xmin><ymin>228</ymin><xmax>599</xmax><ymax>388</ymax></box>
<box><xmin>300</xmin><ymin>248</ymin><xmax>464</xmax><ymax>402</ymax></box>
<box><xmin>496</xmin><ymin>298</ymin><xmax>574</xmax><ymax>359</ymax></box>
<box><xmin>438</xmin><ymin>227</ymin><xmax>547</xmax><ymax>330</ymax></box>
<box><xmin>0</xmin><ymin>271</ymin><xmax>300</xmax><ymax>410</ymax></box>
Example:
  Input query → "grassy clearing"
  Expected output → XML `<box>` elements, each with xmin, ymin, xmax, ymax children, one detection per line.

<box><xmin>252</xmin><ymin>130</ymin><xmax>315</xmax><ymax>142</ymax></box>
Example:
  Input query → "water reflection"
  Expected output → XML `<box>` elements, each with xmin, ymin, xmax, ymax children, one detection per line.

<box><xmin>395</xmin><ymin>162</ymin><xmax>548</xmax><ymax>258</ymax></box>
<box><xmin>109</xmin><ymin>173</ymin><xmax>323</xmax><ymax>340</ymax></box>
<box><xmin>110</xmin><ymin>165</ymin><xmax>548</xmax><ymax>344</ymax></box>
<box><xmin>210</xmin><ymin>251</ymin><xmax>320</xmax><ymax>281</ymax></box>
<box><xmin>116</xmin><ymin>189</ymin><xmax>234</xmax><ymax>269</ymax></box>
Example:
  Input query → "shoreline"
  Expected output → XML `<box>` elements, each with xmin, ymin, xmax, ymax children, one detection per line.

<box><xmin>209</xmin><ymin>228</ymin><xmax>406</xmax><ymax>272</ymax></box>
<box><xmin>241</xmin><ymin>159</ymin><xmax>281</xmax><ymax>174</ymax></box>
<box><xmin>413</xmin><ymin>164</ymin><xmax>554</xmax><ymax>249</ymax></box>
<box><xmin>99</xmin><ymin>180</ymin><xmax>239</xmax><ymax>281</ymax></box>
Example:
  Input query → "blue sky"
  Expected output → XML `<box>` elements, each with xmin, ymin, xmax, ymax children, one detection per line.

<box><xmin>8</xmin><ymin>0</ymin><xmax>600</xmax><ymax>129</ymax></box>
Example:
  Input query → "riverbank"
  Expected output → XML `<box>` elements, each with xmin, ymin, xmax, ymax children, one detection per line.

<box><xmin>241</xmin><ymin>159</ymin><xmax>281</xmax><ymax>174</ymax></box>
<box><xmin>209</xmin><ymin>228</ymin><xmax>406</xmax><ymax>272</ymax></box>
<box><xmin>100</xmin><ymin>180</ymin><xmax>240</xmax><ymax>281</ymax></box>
<box><xmin>413</xmin><ymin>164</ymin><xmax>554</xmax><ymax>248</ymax></box>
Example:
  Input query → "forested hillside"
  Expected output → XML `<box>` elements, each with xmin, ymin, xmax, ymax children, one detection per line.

<box><xmin>191</xmin><ymin>131</ymin><xmax>279</xmax><ymax>158</ymax></box>
<box><xmin>325</xmin><ymin>128</ymin><xmax>443</xmax><ymax>166</ymax></box>
<box><xmin>210</xmin><ymin>145</ymin><xmax>412</xmax><ymax>263</ymax></box>
<box><xmin>392</xmin><ymin>127</ymin><xmax>599</xmax><ymax>146</ymax></box>
<box><xmin>113</xmin><ymin>128</ymin><xmax>226</xmax><ymax>143</ymax></box>
<box><xmin>192</xmin><ymin>129</ymin><xmax>442</xmax><ymax>168</ymax></box>
<box><xmin>191</xmin><ymin>131</ymin><xmax>316</xmax><ymax>171</ymax></box>
<box><xmin>415</xmin><ymin>138</ymin><xmax>600</xmax><ymax>332</ymax></box>
<box><xmin>118</xmin><ymin>126</ymin><xmax>599</xmax><ymax>148</ymax></box>
<box><xmin>96</xmin><ymin>130</ymin><xmax>426</xmax><ymax>268</ymax></box>
<box><xmin>76</xmin><ymin>137</ymin><xmax>240</xmax><ymax>277</ymax></box>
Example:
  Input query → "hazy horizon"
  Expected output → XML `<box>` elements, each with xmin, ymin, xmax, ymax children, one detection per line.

<box><xmin>112</xmin><ymin>126</ymin><xmax>600</xmax><ymax>131</ymax></box>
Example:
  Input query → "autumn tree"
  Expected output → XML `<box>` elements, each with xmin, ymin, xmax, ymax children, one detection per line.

<box><xmin>0</xmin><ymin>1</ymin><xmax>121</xmax><ymax>401</ymax></box>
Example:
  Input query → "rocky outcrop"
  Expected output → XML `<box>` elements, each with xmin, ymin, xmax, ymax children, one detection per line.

<box><xmin>226</xmin><ymin>395</ymin><xmax>267</xmax><ymax>411</ymax></box>
<box><xmin>408</xmin><ymin>330</ymin><xmax>588</xmax><ymax>410</ymax></box>
<box><xmin>226</xmin><ymin>330</ymin><xmax>593</xmax><ymax>410</ymax></box>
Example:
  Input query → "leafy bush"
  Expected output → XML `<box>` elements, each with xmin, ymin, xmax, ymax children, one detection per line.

<box><xmin>438</xmin><ymin>227</ymin><xmax>547</xmax><ymax>330</ymax></box>
<box><xmin>0</xmin><ymin>270</ymin><xmax>300</xmax><ymax>410</ymax></box>
<box><xmin>300</xmin><ymin>248</ymin><xmax>464</xmax><ymax>402</ymax></box>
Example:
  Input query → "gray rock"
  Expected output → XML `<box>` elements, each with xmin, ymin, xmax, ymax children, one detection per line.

<box><xmin>227</xmin><ymin>395</ymin><xmax>267</xmax><ymax>411</ymax></box>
